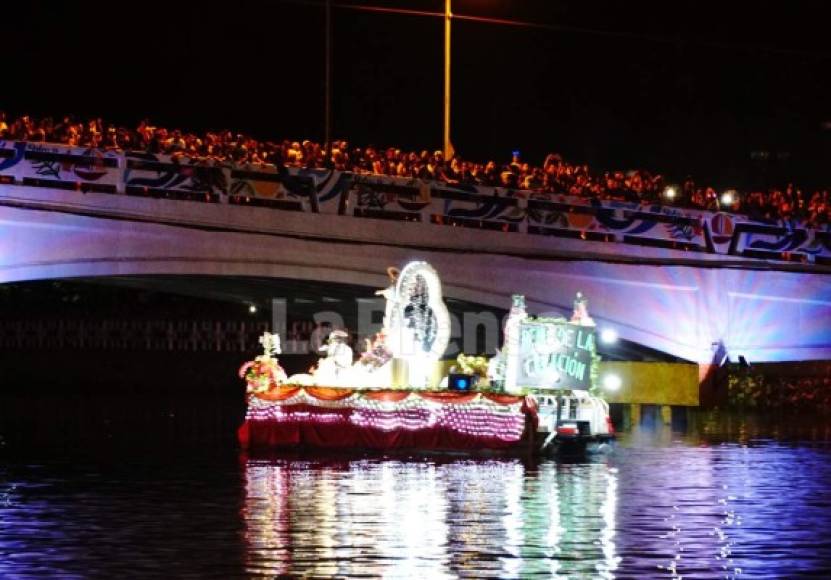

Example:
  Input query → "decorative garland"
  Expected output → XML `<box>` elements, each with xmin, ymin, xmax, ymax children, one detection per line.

<box><xmin>249</xmin><ymin>386</ymin><xmax>528</xmax><ymax>409</ymax></box>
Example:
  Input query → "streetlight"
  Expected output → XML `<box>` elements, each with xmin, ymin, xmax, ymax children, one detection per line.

<box><xmin>602</xmin><ymin>374</ymin><xmax>622</xmax><ymax>391</ymax></box>
<box><xmin>338</xmin><ymin>1</ymin><xmax>519</xmax><ymax>158</ymax></box>
<box><xmin>600</xmin><ymin>328</ymin><xmax>618</xmax><ymax>344</ymax></box>
<box><xmin>322</xmin><ymin>0</ymin><xmax>452</xmax><ymax>159</ymax></box>
<box><xmin>334</xmin><ymin>3</ymin><xmax>563</xmax><ymax>160</ymax></box>
<box><xmin>720</xmin><ymin>190</ymin><xmax>735</xmax><ymax>207</ymax></box>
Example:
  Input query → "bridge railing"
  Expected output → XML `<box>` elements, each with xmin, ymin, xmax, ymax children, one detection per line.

<box><xmin>0</xmin><ymin>318</ymin><xmax>273</xmax><ymax>352</ymax></box>
<box><xmin>1</xmin><ymin>140</ymin><xmax>829</xmax><ymax>264</ymax></box>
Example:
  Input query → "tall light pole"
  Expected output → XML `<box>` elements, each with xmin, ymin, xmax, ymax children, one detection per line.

<box><xmin>335</xmin><ymin>3</ymin><xmax>545</xmax><ymax>160</ymax></box>
<box><xmin>324</xmin><ymin>0</ymin><xmax>332</xmax><ymax>165</ymax></box>
<box><xmin>443</xmin><ymin>0</ymin><xmax>452</xmax><ymax>159</ymax></box>
<box><xmin>333</xmin><ymin>1</ymin><xmax>463</xmax><ymax>158</ymax></box>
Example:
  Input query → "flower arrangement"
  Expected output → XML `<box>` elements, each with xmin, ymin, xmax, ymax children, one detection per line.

<box><xmin>359</xmin><ymin>332</ymin><xmax>393</xmax><ymax>370</ymax></box>
<box><xmin>239</xmin><ymin>332</ymin><xmax>288</xmax><ymax>393</ymax></box>
<box><xmin>239</xmin><ymin>356</ymin><xmax>288</xmax><ymax>393</ymax></box>
<box><xmin>455</xmin><ymin>354</ymin><xmax>490</xmax><ymax>377</ymax></box>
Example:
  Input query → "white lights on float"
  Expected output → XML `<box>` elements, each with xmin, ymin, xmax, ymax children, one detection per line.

<box><xmin>281</xmin><ymin>260</ymin><xmax>452</xmax><ymax>390</ymax></box>
<box><xmin>389</xmin><ymin>261</ymin><xmax>451</xmax><ymax>359</ymax></box>
<box><xmin>385</xmin><ymin>261</ymin><xmax>451</xmax><ymax>389</ymax></box>
<box><xmin>245</xmin><ymin>390</ymin><xmax>527</xmax><ymax>441</ymax></box>
<box><xmin>502</xmin><ymin>295</ymin><xmax>529</xmax><ymax>395</ymax></box>
<box><xmin>602</xmin><ymin>374</ymin><xmax>622</xmax><ymax>392</ymax></box>
<box><xmin>663</xmin><ymin>186</ymin><xmax>676</xmax><ymax>201</ymax></box>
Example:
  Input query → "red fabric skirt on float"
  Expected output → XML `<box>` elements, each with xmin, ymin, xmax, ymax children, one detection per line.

<box><xmin>238</xmin><ymin>387</ymin><xmax>538</xmax><ymax>451</ymax></box>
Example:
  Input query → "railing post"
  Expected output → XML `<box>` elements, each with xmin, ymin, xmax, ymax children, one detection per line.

<box><xmin>517</xmin><ymin>196</ymin><xmax>528</xmax><ymax>234</ymax></box>
<box><xmin>116</xmin><ymin>150</ymin><xmax>126</xmax><ymax>194</ymax></box>
<box><xmin>220</xmin><ymin>165</ymin><xmax>231</xmax><ymax>204</ymax></box>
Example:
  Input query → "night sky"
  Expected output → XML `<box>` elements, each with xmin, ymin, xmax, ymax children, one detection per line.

<box><xmin>4</xmin><ymin>0</ymin><xmax>830</xmax><ymax>190</ymax></box>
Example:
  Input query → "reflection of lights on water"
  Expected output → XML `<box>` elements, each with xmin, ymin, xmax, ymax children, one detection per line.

<box><xmin>344</xmin><ymin>462</ymin><xmax>452</xmax><ymax>579</ymax></box>
<box><xmin>546</xmin><ymin>471</ymin><xmax>564</xmax><ymax>578</ymax></box>
<box><xmin>597</xmin><ymin>468</ymin><xmax>621</xmax><ymax>578</ymax></box>
<box><xmin>501</xmin><ymin>463</ymin><xmax>525</xmax><ymax>579</ymax></box>
<box><xmin>240</xmin><ymin>445</ymin><xmax>826</xmax><ymax>578</ymax></box>
<box><xmin>243</xmin><ymin>463</ymin><xmax>291</xmax><ymax>577</ymax></box>
<box><xmin>312</xmin><ymin>468</ymin><xmax>340</xmax><ymax>576</ymax></box>
<box><xmin>243</xmin><ymin>458</ymin><xmax>621</xmax><ymax>578</ymax></box>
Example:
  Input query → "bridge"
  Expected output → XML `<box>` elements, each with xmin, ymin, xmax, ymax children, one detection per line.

<box><xmin>2</xmin><ymin>140</ymin><xmax>830</xmax><ymax>364</ymax></box>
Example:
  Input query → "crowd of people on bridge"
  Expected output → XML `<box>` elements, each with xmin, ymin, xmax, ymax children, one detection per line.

<box><xmin>1</xmin><ymin>111</ymin><xmax>829</xmax><ymax>227</ymax></box>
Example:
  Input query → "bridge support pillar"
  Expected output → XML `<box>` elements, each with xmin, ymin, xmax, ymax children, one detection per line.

<box><xmin>629</xmin><ymin>403</ymin><xmax>641</xmax><ymax>428</ymax></box>
<box><xmin>660</xmin><ymin>405</ymin><xmax>673</xmax><ymax>425</ymax></box>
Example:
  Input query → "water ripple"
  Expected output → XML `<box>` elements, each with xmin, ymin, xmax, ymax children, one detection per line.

<box><xmin>1</xmin><ymin>438</ymin><xmax>831</xmax><ymax>577</ymax></box>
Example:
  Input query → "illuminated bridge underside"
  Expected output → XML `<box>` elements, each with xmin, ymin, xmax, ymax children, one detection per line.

<box><xmin>2</xmin><ymin>188</ymin><xmax>829</xmax><ymax>364</ymax></box>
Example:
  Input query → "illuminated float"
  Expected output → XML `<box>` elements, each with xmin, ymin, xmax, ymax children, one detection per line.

<box><xmin>237</xmin><ymin>261</ymin><xmax>613</xmax><ymax>453</ymax></box>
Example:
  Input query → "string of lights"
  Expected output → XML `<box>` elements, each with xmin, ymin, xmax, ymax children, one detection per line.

<box><xmin>245</xmin><ymin>391</ymin><xmax>527</xmax><ymax>440</ymax></box>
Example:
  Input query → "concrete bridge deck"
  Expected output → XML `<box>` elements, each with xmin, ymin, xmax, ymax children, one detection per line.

<box><xmin>2</xmin><ymin>141</ymin><xmax>830</xmax><ymax>364</ymax></box>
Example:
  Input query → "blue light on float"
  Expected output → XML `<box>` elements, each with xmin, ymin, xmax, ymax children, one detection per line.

<box><xmin>448</xmin><ymin>374</ymin><xmax>474</xmax><ymax>391</ymax></box>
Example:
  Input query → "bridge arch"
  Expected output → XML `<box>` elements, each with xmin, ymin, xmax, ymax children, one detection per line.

<box><xmin>2</xmin><ymin>140</ymin><xmax>831</xmax><ymax>364</ymax></box>
<box><xmin>2</xmin><ymin>198</ymin><xmax>830</xmax><ymax>364</ymax></box>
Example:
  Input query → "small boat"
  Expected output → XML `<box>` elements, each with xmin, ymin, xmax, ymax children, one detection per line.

<box><xmin>533</xmin><ymin>390</ymin><xmax>615</xmax><ymax>454</ymax></box>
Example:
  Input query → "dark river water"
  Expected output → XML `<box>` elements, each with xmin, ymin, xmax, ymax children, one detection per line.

<box><xmin>2</xmin><ymin>424</ymin><xmax>831</xmax><ymax>578</ymax></box>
